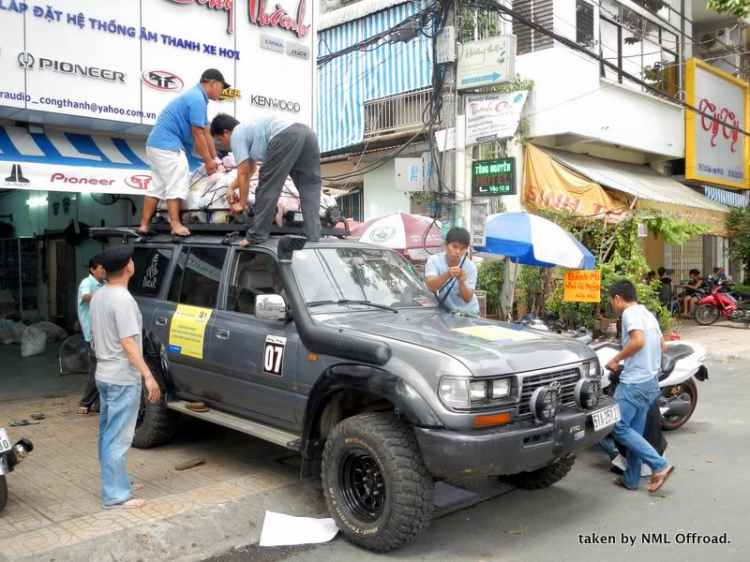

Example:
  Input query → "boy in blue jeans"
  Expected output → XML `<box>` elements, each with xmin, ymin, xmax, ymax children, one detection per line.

<box><xmin>605</xmin><ymin>280</ymin><xmax>674</xmax><ymax>492</ymax></box>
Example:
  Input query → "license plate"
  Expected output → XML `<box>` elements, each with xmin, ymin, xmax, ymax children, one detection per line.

<box><xmin>590</xmin><ymin>405</ymin><xmax>620</xmax><ymax>431</ymax></box>
<box><xmin>0</xmin><ymin>428</ymin><xmax>11</xmax><ymax>453</ymax></box>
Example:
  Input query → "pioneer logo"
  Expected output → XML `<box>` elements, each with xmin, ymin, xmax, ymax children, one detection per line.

<box><xmin>142</xmin><ymin>70</ymin><xmax>184</xmax><ymax>92</ymax></box>
<box><xmin>50</xmin><ymin>173</ymin><xmax>115</xmax><ymax>186</ymax></box>
<box><xmin>17</xmin><ymin>52</ymin><xmax>125</xmax><ymax>83</ymax></box>
<box><xmin>250</xmin><ymin>95</ymin><xmax>300</xmax><ymax>113</ymax></box>
<box><xmin>125</xmin><ymin>175</ymin><xmax>152</xmax><ymax>190</ymax></box>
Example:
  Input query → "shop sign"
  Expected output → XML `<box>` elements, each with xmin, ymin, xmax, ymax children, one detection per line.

<box><xmin>465</xmin><ymin>91</ymin><xmax>527</xmax><ymax>147</ymax></box>
<box><xmin>457</xmin><ymin>35</ymin><xmax>516</xmax><ymax>90</ymax></box>
<box><xmin>471</xmin><ymin>157</ymin><xmax>516</xmax><ymax>197</ymax></box>
<box><xmin>685</xmin><ymin>58</ymin><xmax>749</xmax><ymax>190</ymax></box>
<box><xmin>142</xmin><ymin>70</ymin><xmax>184</xmax><ymax>92</ymax></box>
<box><xmin>563</xmin><ymin>270</ymin><xmax>601</xmax><ymax>303</ymax></box>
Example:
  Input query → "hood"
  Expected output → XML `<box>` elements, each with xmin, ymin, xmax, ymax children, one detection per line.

<box><xmin>321</xmin><ymin>309</ymin><xmax>595</xmax><ymax>376</ymax></box>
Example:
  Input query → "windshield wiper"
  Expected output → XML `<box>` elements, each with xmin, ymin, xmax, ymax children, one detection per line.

<box><xmin>307</xmin><ymin>299</ymin><xmax>399</xmax><ymax>314</ymax></box>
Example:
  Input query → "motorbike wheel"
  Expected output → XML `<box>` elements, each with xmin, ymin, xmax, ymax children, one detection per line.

<box><xmin>660</xmin><ymin>378</ymin><xmax>698</xmax><ymax>431</ymax></box>
<box><xmin>0</xmin><ymin>475</ymin><xmax>7</xmax><ymax>512</ymax></box>
<box><xmin>693</xmin><ymin>304</ymin><xmax>720</xmax><ymax>326</ymax></box>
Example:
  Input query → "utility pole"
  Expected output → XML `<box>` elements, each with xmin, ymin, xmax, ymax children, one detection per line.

<box><xmin>437</xmin><ymin>0</ymin><xmax>469</xmax><ymax>234</ymax></box>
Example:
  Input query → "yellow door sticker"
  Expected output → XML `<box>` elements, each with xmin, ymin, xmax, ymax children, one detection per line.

<box><xmin>452</xmin><ymin>325</ymin><xmax>541</xmax><ymax>342</ymax></box>
<box><xmin>168</xmin><ymin>305</ymin><xmax>213</xmax><ymax>359</ymax></box>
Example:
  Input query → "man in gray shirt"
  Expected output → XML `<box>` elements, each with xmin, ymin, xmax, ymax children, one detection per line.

<box><xmin>91</xmin><ymin>245</ymin><xmax>161</xmax><ymax>509</ymax></box>
<box><xmin>210</xmin><ymin>113</ymin><xmax>321</xmax><ymax>244</ymax></box>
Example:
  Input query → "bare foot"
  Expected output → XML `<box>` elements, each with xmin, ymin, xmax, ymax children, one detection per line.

<box><xmin>103</xmin><ymin>498</ymin><xmax>146</xmax><ymax>510</ymax></box>
<box><xmin>239</xmin><ymin>239</ymin><xmax>257</xmax><ymax>248</ymax></box>
<box><xmin>136</xmin><ymin>225</ymin><xmax>150</xmax><ymax>236</ymax></box>
<box><xmin>171</xmin><ymin>225</ymin><xmax>191</xmax><ymax>237</ymax></box>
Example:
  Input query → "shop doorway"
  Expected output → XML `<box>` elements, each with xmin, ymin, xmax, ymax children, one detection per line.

<box><xmin>47</xmin><ymin>239</ymin><xmax>77</xmax><ymax>331</ymax></box>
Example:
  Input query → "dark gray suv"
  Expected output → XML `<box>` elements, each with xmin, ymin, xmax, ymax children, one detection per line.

<box><xmin>100</xmin><ymin>228</ymin><xmax>617</xmax><ymax>552</ymax></box>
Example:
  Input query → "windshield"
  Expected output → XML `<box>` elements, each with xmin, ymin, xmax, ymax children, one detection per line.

<box><xmin>292</xmin><ymin>248</ymin><xmax>438</xmax><ymax>310</ymax></box>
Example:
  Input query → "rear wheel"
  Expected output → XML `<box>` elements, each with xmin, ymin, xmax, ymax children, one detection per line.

<box><xmin>0</xmin><ymin>475</ymin><xmax>7</xmax><ymax>512</ymax></box>
<box><xmin>500</xmin><ymin>454</ymin><xmax>576</xmax><ymax>490</ymax></box>
<box><xmin>132</xmin><ymin>355</ymin><xmax>179</xmax><ymax>449</ymax></box>
<box><xmin>660</xmin><ymin>378</ymin><xmax>698</xmax><ymax>431</ymax></box>
<box><xmin>322</xmin><ymin>413</ymin><xmax>435</xmax><ymax>553</ymax></box>
<box><xmin>694</xmin><ymin>304</ymin><xmax>720</xmax><ymax>326</ymax></box>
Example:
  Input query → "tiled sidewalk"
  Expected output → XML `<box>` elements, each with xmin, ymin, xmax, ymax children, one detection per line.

<box><xmin>0</xmin><ymin>395</ymin><xmax>299</xmax><ymax>561</ymax></box>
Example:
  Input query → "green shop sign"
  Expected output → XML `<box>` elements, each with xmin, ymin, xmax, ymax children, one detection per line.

<box><xmin>471</xmin><ymin>157</ymin><xmax>516</xmax><ymax>197</ymax></box>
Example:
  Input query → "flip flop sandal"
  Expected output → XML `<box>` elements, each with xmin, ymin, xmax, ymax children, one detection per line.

<box><xmin>648</xmin><ymin>466</ymin><xmax>675</xmax><ymax>493</ymax></box>
<box><xmin>30</xmin><ymin>412</ymin><xmax>45</xmax><ymax>420</ymax></box>
<box><xmin>186</xmin><ymin>402</ymin><xmax>209</xmax><ymax>413</ymax></box>
<box><xmin>9</xmin><ymin>419</ymin><xmax>39</xmax><ymax>427</ymax></box>
<box><xmin>76</xmin><ymin>407</ymin><xmax>90</xmax><ymax>416</ymax></box>
<box><xmin>103</xmin><ymin>498</ymin><xmax>146</xmax><ymax>510</ymax></box>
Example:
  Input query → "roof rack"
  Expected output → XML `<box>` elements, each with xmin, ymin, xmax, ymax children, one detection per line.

<box><xmin>88</xmin><ymin>221</ymin><xmax>352</xmax><ymax>240</ymax></box>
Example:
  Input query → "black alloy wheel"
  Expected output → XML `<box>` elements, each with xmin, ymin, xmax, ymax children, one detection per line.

<box><xmin>340</xmin><ymin>449</ymin><xmax>387</xmax><ymax>521</ymax></box>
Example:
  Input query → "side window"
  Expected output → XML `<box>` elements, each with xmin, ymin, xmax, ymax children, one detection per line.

<box><xmin>227</xmin><ymin>251</ymin><xmax>282</xmax><ymax>315</ymax></box>
<box><xmin>129</xmin><ymin>247</ymin><xmax>172</xmax><ymax>297</ymax></box>
<box><xmin>167</xmin><ymin>247</ymin><xmax>226</xmax><ymax>308</ymax></box>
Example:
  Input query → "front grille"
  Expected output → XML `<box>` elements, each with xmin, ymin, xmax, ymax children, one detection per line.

<box><xmin>517</xmin><ymin>368</ymin><xmax>581</xmax><ymax>418</ymax></box>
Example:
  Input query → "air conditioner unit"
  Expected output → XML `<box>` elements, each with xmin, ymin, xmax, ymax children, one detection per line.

<box><xmin>699</xmin><ymin>28</ymin><xmax>735</xmax><ymax>54</ymax></box>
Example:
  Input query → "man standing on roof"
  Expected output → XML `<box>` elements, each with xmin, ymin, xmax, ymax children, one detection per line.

<box><xmin>210</xmin><ymin>113</ymin><xmax>321</xmax><ymax>245</ymax></box>
<box><xmin>138</xmin><ymin>69</ymin><xmax>230</xmax><ymax>237</ymax></box>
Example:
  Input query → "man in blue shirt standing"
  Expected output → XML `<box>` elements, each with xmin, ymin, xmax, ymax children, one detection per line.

<box><xmin>77</xmin><ymin>256</ymin><xmax>107</xmax><ymax>415</ymax></box>
<box><xmin>210</xmin><ymin>113</ymin><xmax>321</xmax><ymax>244</ymax></box>
<box><xmin>605</xmin><ymin>280</ymin><xmax>674</xmax><ymax>492</ymax></box>
<box><xmin>139</xmin><ymin>69</ymin><xmax>228</xmax><ymax>237</ymax></box>
<box><xmin>425</xmin><ymin>227</ymin><xmax>479</xmax><ymax>315</ymax></box>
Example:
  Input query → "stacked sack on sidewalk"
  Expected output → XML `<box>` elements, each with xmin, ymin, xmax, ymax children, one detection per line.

<box><xmin>157</xmin><ymin>155</ymin><xmax>338</xmax><ymax>226</ymax></box>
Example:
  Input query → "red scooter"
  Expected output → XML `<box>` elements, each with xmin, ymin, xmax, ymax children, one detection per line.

<box><xmin>693</xmin><ymin>279</ymin><xmax>750</xmax><ymax>327</ymax></box>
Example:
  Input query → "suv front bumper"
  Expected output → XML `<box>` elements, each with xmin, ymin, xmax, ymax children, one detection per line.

<box><xmin>414</xmin><ymin>397</ymin><xmax>617</xmax><ymax>478</ymax></box>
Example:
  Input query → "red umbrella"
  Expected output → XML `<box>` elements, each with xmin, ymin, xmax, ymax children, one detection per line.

<box><xmin>349</xmin><ymin>212</ymin><xmax>443</xmax><ymax>260</ymax></box>
<box><xmin>335</xmin><ymin>219</ymin><xmax>362</xmax><ymax>230</ymax></box>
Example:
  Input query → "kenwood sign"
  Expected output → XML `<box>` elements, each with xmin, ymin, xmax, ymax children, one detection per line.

<box><xmin>17</xmin><ymin>52</ymin><xmax>126</xmax><ymax>83</ymax></box>
<box><xmin>250</xmin><ymin>94</ymin><xmax>300</xmax><ymax>112</ymax></box>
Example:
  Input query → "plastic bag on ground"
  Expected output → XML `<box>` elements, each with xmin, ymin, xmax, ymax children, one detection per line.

<box><xmin>0</xmin><ymin>319</ymin><xmax>27</xmax><ymax>345</ymax></box>
<box><xmin>21</xmin><ymin>326</ymin><xmax>47</xmax><ymax>357</ymax></box>
<box><xmin>30</xmin><ymin>321</ymin><xmax>68</xmax><ymax>343</ymax></box>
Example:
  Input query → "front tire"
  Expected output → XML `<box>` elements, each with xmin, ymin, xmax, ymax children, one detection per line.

<box><xmin>500</xmin><ymin>454</ymin><xmax>576</xmax><ymax>490</ymax></box>
<box><xmin>322</xmin><ymin>413</ymin><xmax>435</xmax><ymax>553</ymax></box>
<box><xmin>132</xmin><ymin>355</ymin><xmax>179</xmax><ymax>449</ymax></box>
<box><xmin>694</xmin><ymin>304</ymin><xmax>720</xmax><ymax>326</ymax></box>
<box><xmin>660</xmin><ymin>378</ymin><xmax>698</xmax><ymax>431</ymax></box>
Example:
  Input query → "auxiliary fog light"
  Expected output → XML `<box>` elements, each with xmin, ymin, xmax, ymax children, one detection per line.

<box><xmin>529</xmin><ymin>385</ymin><xmax>558</xmax><ymax>423</ymax></box>
<box><xmin>574</xmin><ymin>377</ymin><xmax>602</xmax><ymax>410</ymax></box>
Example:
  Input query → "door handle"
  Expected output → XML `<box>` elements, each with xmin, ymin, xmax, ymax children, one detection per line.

<box><xmin>216</xmin><ymin>329</ymin><xmax>230</xmax><ymax>340</ymax></box>
<box><xmin>156</xmin><ymin>317</ymin><xmax>168</xmax><ymax>326</ymax></box>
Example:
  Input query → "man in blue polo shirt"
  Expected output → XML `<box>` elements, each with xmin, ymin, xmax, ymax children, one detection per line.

<box><xmin>77</xmin><ymin>256</ymin><xmax>107</xmax><ymax>415</ymax></box>
<box><xmin>139</xmin><ymin>69</ymin><xmax>229</xmax><ymax>236</ymax></box>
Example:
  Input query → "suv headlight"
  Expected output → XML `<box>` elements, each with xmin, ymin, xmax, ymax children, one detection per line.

<box><xmin>581</xmin><ymin>361</ymin><xmax>601</xmax><ymax>379</ymax></box>
<box><xmin>439</xmin><ymin>377</ymin><xmax>512</xmax><ymax>410</ymax></box>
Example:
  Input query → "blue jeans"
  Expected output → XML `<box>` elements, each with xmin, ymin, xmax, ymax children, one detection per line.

<box><xmin>613</xmin><ymin>379</ymin><xmax>669</xmax><ymax>489</ymax></box>
<box><xmin>96</xmin><ymin>381</ymin><xmax>141</xmax><ymax>506</ymax></box>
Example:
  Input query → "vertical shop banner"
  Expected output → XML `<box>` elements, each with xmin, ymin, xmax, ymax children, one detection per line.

<box><xmin>465</xmin><ymin>91</ymin><xmax>528</xmax><ymax>147</ymax></box>
<box><xmin>0</xmin><ymin>0</ymin><xmax>316</xmax><ymax>127</ymax></box>
<box><xmin>685</xmin><ymin>58</ymin><xmax>749</xmax><ymax>190</ymax></box>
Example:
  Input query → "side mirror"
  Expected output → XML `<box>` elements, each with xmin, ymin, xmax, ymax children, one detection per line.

<box><xmin>255</xmin><ymin>294</ymin><xmax>288</xmax><ymax>321</ymax></box>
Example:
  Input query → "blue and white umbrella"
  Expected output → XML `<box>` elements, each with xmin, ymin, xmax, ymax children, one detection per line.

<box><xmin>475</xmin><ymin>212</ymin><xmax>595</xmax><ymax>270</ymax></box>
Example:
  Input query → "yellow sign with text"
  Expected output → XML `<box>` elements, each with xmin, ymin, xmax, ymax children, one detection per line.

<box><xmin>168</xmin><ymin>305</ymin><xmax>213</xmax><ymax>359</ymax></box>
<box><xmin>564</xmin><ymin>270</ymin><xmax>601</xmax><ymax>303</ymax></box>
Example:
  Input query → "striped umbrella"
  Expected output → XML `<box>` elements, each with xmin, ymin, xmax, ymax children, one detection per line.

<box><xmin>349</xmin><ymin>213</ymin><xmax>443</xmax><ymax>259</ymax></box>
<box><xmin>475</xmin><ymin>212</ymin><xmax>595</xmax><ymax>270</ymax></box>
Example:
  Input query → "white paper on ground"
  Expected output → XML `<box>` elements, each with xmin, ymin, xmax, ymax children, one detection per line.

<box><xmin>259</xmin><ymin>511</ymin><xmax>339</xmax><ymax>547</ymax></box>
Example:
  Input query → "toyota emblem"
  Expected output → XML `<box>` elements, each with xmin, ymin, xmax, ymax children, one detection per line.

<box><xmin>125</xmin><ymin>175</ymin><xmax>152</xmax><ymax>190</ymax></box>
<box><xmin>549</xmin><ymin>381</ymin><xmax>562</xmax><ymax>391</ymax></box>
<box><xmin>17</xmin><ymin>52</ymin><xmax>35</xmax><ymax>69</ymax></box>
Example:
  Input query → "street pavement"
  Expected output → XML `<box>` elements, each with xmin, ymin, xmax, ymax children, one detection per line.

<box><xmin>204</xmin><ymin>357</ymin><xmax>749</xmax><ymax>562</ymax></box>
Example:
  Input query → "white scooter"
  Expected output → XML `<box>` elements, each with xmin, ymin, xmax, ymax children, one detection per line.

<box><xmin>591</xmin><ymin>341</ymin><xmax>709</xmax><ymax>431</ymax></box>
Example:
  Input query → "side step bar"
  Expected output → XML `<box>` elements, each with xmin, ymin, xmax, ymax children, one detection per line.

<box><xmin>166</xmin><ymin>400</ymin><xmax>300</xmax><ymax>450</ymax></box>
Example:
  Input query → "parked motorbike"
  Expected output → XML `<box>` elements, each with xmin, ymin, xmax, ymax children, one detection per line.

<box><xmin>591</xmin><ymin>341</ymin><xmax>709</xmax><ymax>430</ymax></box>
<box><xmin>0</xmin><ymin>429</ymin><xmax>33</xmax><ymax>511</ymax></box>
<box><xmin>693</xmin><ymin>278</ymin><xmax>750</xmax><ymax>327</ymax></box>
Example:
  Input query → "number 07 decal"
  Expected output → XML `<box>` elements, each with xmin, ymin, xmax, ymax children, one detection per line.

<box><xmin>263</xmin><ymin>335</ymin><xmax>287</xmax><ymax>376</ymax></box>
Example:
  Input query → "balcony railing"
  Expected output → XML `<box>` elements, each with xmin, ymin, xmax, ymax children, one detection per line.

<box><xmin>363</xmin><ymin>88</ymin><xmax>431</xmax><ymax>138</ymax></box>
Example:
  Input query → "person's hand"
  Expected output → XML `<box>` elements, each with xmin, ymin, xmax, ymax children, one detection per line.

<box><xmin>449</xmin><ymin>266</ymin><xmax>462</xmax><ymax>279</ymax></box>
<box><xmin>458</xmin><ymin>269</ymin><xmax>468</xmax><ymax>283</ymax></box>
<box><xmin>144</xmin><ymin>375</ymin><xmax>161</xmax><ymax>403</ymax></box>
<box><xmin>205</xmin><ymin>159</ymin><xmax>219</xmax><ymax>175</ymax></box>
<box><xmin>605</xmin><ymin>358</ymin><xmax>620</xmax><ymax>373</ymax></box>
<box><xmin>225</xmin><ymin>186</ymin><xmax>238</xmax><ymax>206</ymax></box>
<box><xmin>231</xmin><ymin>202</ymin><xmax>246</xmax><ymax>215</ymax></box>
